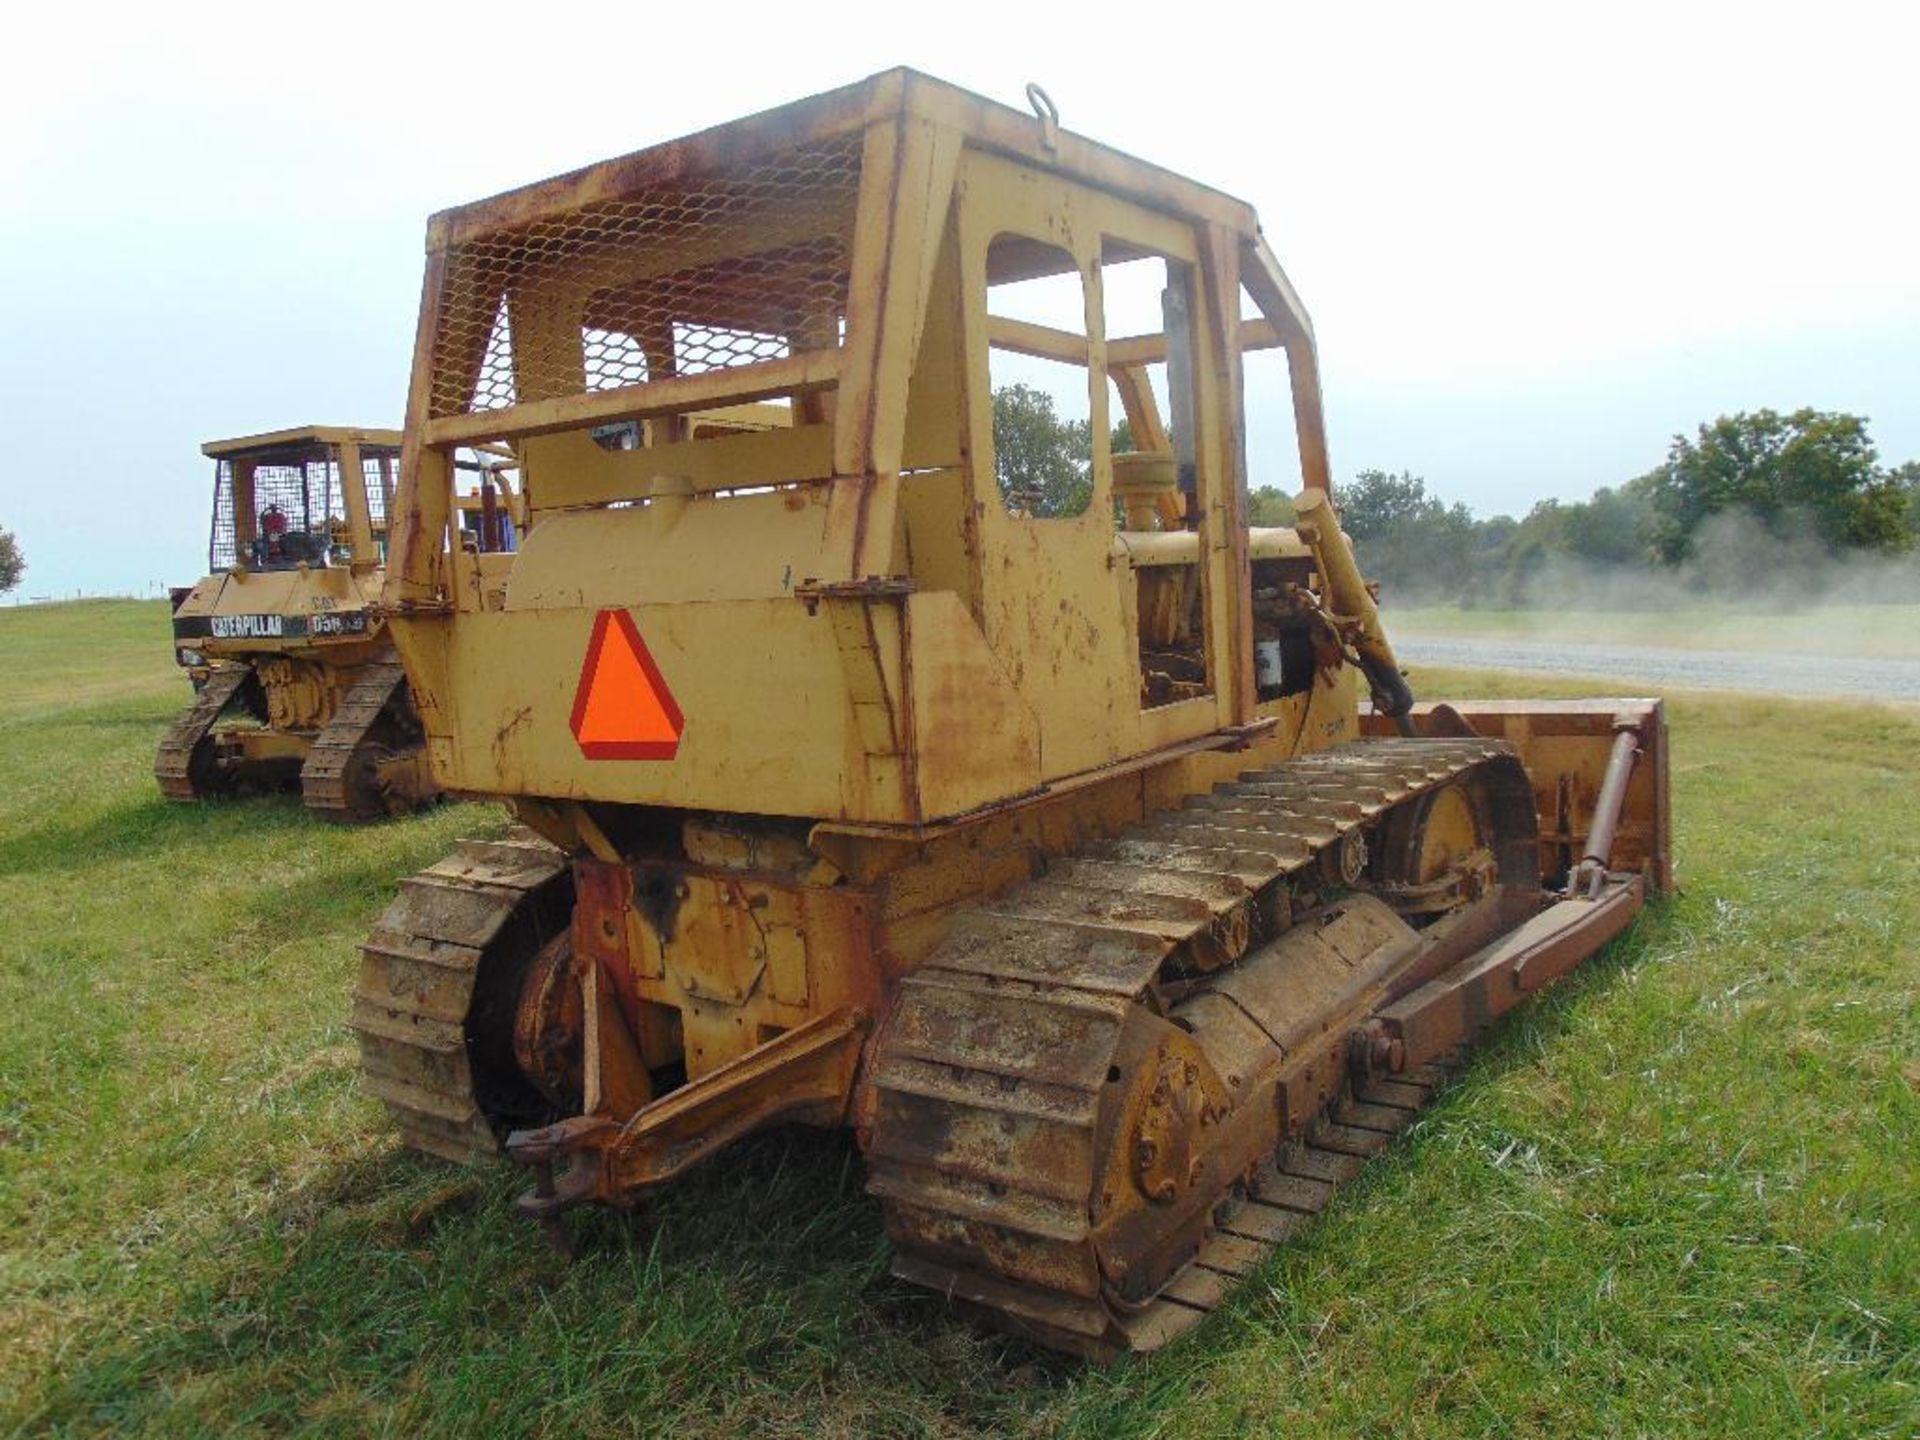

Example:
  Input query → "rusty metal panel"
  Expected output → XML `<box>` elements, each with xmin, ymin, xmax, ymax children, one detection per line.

<box><xmin>884</xmin><ymin>971</ymin><xmax>1126</xmax><ymax>1090</ymax></box>
<box><xmin>905</xmin><ymin>592</ymin><xmax>1044</xmax><ymax>819</ymax></box>
<box><xmin>765</xmin><ymin>924</ymin><xmax>809</xmax><ymax>1007</ymax></box>
<box><xmin>423</xmin><ymin>604</ymin><xmax>907</xmax><ymax>823</ymax></box>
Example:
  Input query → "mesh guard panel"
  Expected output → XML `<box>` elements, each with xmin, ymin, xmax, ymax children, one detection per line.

<box><xmin>208</xmin><ymin>454</ymin><xmax>346</xmax><ymax>571</ymax></box>
<box><xmin>210</xmin><ymin>460</ymin><xmax>239</xmax><ymax>571</ymax></box>
<box><xmin>429</xmin><ymin>136</ymin><xmax>864</xmax><ymax>419</ymax></box>
<box><xmin>362</xmin><ymin>453</ymin><xmax>394</xmax><ymax>530</ymax></box>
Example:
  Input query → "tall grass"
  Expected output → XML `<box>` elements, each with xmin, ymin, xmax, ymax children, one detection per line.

<box><xmin>2</xmin><ymin>601</ymin><xmax>1914</xmax><ymax>1437</ymax></box>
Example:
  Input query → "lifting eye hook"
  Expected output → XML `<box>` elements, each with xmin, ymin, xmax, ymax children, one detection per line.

<box><xmin>1025</xmin><ymin>83</ymin><xmax>1061</xmax><ymax>152</ymax></box>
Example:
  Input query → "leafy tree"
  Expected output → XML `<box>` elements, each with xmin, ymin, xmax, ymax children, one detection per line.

<box><xmin>1471</xmin><ymin>512</ymin><xmax>1519</xmax><ymax>566</ymax></box>
<box><xmin>1337</xmin><ymin>469</ymin><xmax>1430</xmax><ymax>543</ymax></box>
<box><xmin>1643</xmin><ymin>408</ymin><xmax>1908</xmax><ymax>561</ymax></box>
<box><xmin>0</xmin><ymin>526</ymin><xmax>22</xmax><ymax>595</ymax></box>
<box><xmin>1338</xmin><ymin>469</ymin><xmax>1481</xmax><ymax>601</ymax></box>
<box><xmin>1499</xmin><ymin>532</ymin><xmax>1552</xmax><ymax>606</ymax></box>
<box><xmin>991</xmin><ymin>383</ymin><xmax>1091</xmax><ymax>517</ymax></box>
<box><xmin>1249</xmin><ymin>486</ymin><xmax>1296</xmax><ymax>526</ymax></box>
<box><xmin>1513</xmin><ymin>478</ymin><xmax>1655</xmax><ymax>569</ymax></box>
<box><xmin>1891</xmin><ymin>459</ymin><xmax>1920</xmax><ymax>538</ymax></box>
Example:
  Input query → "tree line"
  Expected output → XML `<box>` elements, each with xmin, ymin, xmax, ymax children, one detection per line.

<box><xmin>993</xmin><ymin>387</ymin><xmax>1919</xmax><ymax>606</ymax></box>
<box><xmin>1253</xmin><ymin>408</ymin><xmax>1920</xmax><ymax>606</ymax></box>
<box><xmin>14</xmin><ymin>398</ymin><xmax>1896</xmax><ymax>607</ymax></box>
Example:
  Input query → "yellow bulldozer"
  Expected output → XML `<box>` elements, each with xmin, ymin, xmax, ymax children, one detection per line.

<box><xmin>159</xmin><ymin>426</ymin><xmax>479</xmax><ymax>820</ymax></box>
<box><xmin>350</xmin><ymin>71</ymin><xmax>1673</xmax><ymax>1357</ymax></box>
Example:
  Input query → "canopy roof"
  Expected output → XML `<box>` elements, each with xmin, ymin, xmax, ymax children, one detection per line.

<box><xmin>202</xmin><ymin>426</ymin><xmax>403</xmax><ymax>460</ymax></box>
<box><xmin>427</xmin><ymin>68</ymin><xmax>1260</xmax><ymax>255</ymax></box>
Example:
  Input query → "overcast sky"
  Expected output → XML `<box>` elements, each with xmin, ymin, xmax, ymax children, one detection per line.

<box><xmin>3</xmin><ymin>0</ymin><xmax>1914</xmax><ymax>599</ymax></box>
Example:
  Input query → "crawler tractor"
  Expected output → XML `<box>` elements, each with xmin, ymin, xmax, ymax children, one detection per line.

<box><xmin>158</xmin><ymin>427</ymin><xmax>462</xmax><ymax>820</ymax></box>
<box><xmin>352</xmin><ymin>72</ymin><xmax>1673</xmax><ymax>1357</ymax></box>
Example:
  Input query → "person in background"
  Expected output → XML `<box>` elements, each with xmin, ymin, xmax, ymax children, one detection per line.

<box><xmin>260</xmin><ymin>502</ymin><xmax>289</xmax><ymax>562</ymax></box>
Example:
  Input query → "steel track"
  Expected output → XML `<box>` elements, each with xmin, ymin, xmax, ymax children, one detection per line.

<box><xmin>866</xmin><ymin>736</ymin><xmax>1518</xmax><ymax>1357</ymax></box>
<box><xmin>300</xmin><ymin>657</ymin><xmax>411</xmax><ymax>821</ymax></box>
<box><xmin>153</xmin><ymin>667</ymin><xmax>249</xmax><ymax>802</ymax></box>
<box><xmin>353</xmin><ymin>739</ymin><xmax>1529</xmax><ymax>1357</ymax></box>
<box><xmin>349</xmin><ymin>835</ymin><xmax>571</xmax><ymax>1161</ymax></box>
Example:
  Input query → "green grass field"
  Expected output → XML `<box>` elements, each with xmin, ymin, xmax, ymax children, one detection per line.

<box><xmin>2</xmin><ymin>600</ymin><xmax>1915</xmax><ymax>1438</ymax></box>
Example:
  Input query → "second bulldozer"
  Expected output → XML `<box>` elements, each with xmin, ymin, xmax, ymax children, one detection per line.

<box><xmin>159</xmin><ymin>427</ymin><xmax>523</xmax><ymax>820</ymax></box>
<box><xmin>351</xmin><ymin>71</ymin><xmax>1673</xmax><ymax>1356</ymax></box>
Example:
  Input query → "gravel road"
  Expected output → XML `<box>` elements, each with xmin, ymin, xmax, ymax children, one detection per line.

<box><xmin>1394</xmin><ymin>635</ymin><xmax>1920</xmax><ymax>702</ymax></box>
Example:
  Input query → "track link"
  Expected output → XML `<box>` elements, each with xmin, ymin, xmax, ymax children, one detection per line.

<box><xmin>301</xmin><ymin>656</ymin><xmax>417</xmax><ymax>821</ymax></box>
<box><xmin>1106</xmin><ymin>1053</ymin><xmax>1464</xmax><ymax>1349</ymax></box>
<box><xmin>867</xmin><ymin>737</ymin><xmax>1518</xmax><ymax>1357</ymax></box>
<box><xmin>154</xmin><ymin>666</ymin><xmax>249</xmax><ymax>802</ymax></box>
<box><xmin>349</xmin><ymin>834</ymin><xmax>571</xmax><ymax>1161</ymax></box>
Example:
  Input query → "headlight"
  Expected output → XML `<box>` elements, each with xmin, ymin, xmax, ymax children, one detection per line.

<box><xmin>177</xmin><ymin>647</ymin><xmax>205</xmax><ymax>667</ymax></box>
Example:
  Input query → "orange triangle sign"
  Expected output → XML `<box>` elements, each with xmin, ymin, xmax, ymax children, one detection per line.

<box><xmin>570</xmin><ymin>609</ymin><xmax>685</xmax><ymax>760</ymax></box>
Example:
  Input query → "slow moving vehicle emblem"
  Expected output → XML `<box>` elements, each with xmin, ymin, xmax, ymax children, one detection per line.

<box><xmin>570</xmin><ymin>609</ymin><xmax>684</xmax><ymax>760</ymax></box>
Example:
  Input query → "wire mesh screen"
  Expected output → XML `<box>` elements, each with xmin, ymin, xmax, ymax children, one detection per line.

<box><xmin>209</xmin><ymin>461</ymin><xmax>239</xmax><ymax>571</ymax></box>
<box><xmin>361</xmin><ymin>452</ymin><xmax>396</xmax><ymax>531</ymax></box>
<box><xmin>208</xmin><ymin>456</ymin><xmax>345</xmax><ymax>571</ymax></box>
<box><xmin>428</xmin><ymin>135</ymin><xmax>865</xmax><ymax>419</ymax></box>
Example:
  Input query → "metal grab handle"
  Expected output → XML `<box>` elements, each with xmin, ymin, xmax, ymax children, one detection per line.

<box><xmin>1025</xmin><ymin>83</ymin><xmax>1060</xmax><ymax>152</ymax></box>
